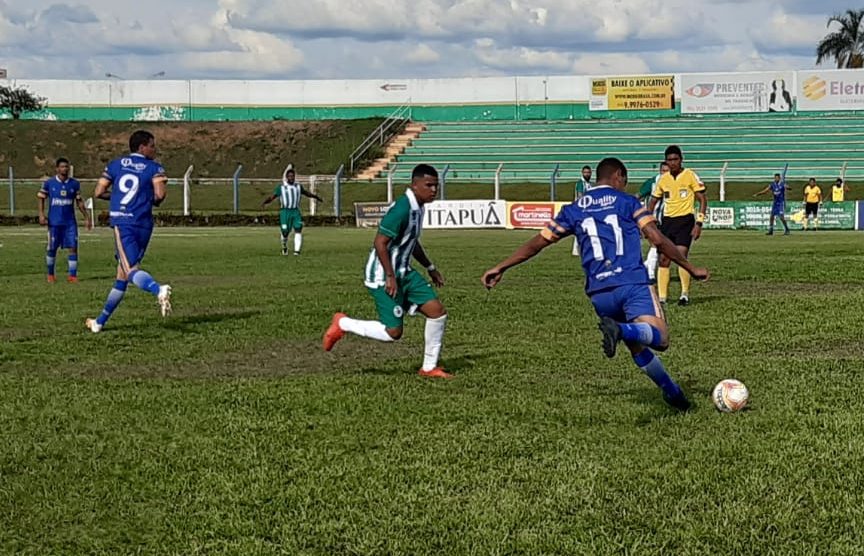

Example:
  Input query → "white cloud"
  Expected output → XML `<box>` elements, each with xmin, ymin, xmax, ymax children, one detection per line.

<box><xmin>0</xmin><ymin>0</ymin><xmax>858</xmax><ymax>79</ymax></box>
<box><xmin>404</xmin><ymin>44</ymin><xmax>441</xmax><ymax>64</ymax></box>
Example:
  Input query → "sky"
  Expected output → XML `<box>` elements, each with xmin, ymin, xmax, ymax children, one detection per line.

<box><xmin>0</xmin><ymin>0</ymin><xmax>856</xmax><ymax>80</ymax></box>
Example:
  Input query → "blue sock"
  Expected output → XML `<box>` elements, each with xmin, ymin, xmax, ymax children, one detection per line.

<box><xmin>128</xmin><ymin>269</ymin><xmax>161</xmax><ymax>296</ymax></box>
<box><xmin>633</xmin><ymin>349</ymin><xmax>683</xmax><ymax>399</ymax></box>
<box><xmin>619</xmin><ymin>322</ymin><xmax>663</xmax><ymax>349</ymax></box>
<box><xmin>68</xmin><ymin>254</ymin><xmax>78</xmax><ymax>278</ymax></box>
<box><xmin>96</xmin><ymin>280</ymin><xmax>128</xmax><ymax>326</ymax></box>
<box><xmin>46</xmin><ymin>250</ymin><xmax>57</xmax><ymax>276</ymax></box>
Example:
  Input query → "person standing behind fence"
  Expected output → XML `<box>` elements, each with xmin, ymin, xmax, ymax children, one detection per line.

<box><xmin>576</xmin><ymin>165</ymin><xmax>592</xmax><ymax>199</ymax></box>
<box><xmin>37</xmin><ymin>157</ymin><xmax>91</xmax><ymax>283</ymax></box>
<box><xmin>260</xmin><ymin>167</ymin><xmax>323</xmax><ymax>256</ymax></box>
<box><xmin>803</xmin><ymin>178</ymin><xmax>822</xmax><ymax>230</ymax></box>
<box><xmin>831</xmin><ymin>178</ymin><xmax>850</xmax><ymax>202</ymax></box>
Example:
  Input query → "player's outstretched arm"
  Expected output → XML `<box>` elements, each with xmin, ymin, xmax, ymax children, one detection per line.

<box><xmin>301</xmin><ymin>187</ymin><xmax>324</xmax><ymax>203</ymax></box>
<box><xmin>753</xmin><ymin>187</ymin><xmax>770</xmax><ymax>197</ymax></box>
<box><xmin>644</xmin><ymin>222</ymin><xmax>709</xmax><ymax>281</ymax></box>
<box><xmin>261</xmin><ymin>195</ymin><xmax>276</xmax><ymax>208</ymax></box>
<box><xmin>482</xmin><ymin>234</ymin><xmax>553</xmax><ymax>289</ymax></box>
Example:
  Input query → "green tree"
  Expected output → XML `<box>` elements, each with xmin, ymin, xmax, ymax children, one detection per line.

<box><xmin>0</xmin><ymin>85</ymin><xmax>46</xmax><ymax>119</ymax></box>
<box><xmin>816</xmin><ymin>9</ymin><xmax>864</xmax><ymax>68</ymax></box>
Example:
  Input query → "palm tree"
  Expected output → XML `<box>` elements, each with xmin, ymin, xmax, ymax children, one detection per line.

<box><xmin>816</xmin><ymin>9</ymin><xmax>864</xmax><ymax>68</ymax></box>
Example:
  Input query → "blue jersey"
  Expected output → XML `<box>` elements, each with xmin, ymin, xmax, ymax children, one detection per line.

<box><xmin>542</xmin><ymin>185</ymin><xmax>654</xmax><ymax>294</ymax></box>
<box><xmin>770</xmin><ymin>180</ymin><xmax>786</xmax><ymax>203</ymax></box>
<box><xmin>102</xmin><ymin>153</ymin><xmax>166</xmax><ymax>227</ymax></box>
<box><xmin>39</xmin><ymin>177</ymin><xmax>81</xmax><ymax>226</ymax></box>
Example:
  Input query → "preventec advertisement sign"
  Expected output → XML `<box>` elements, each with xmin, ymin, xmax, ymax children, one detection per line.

<box><xmin>681</xmin><ymin>72</ymin><xmax>794</xmax><ymax>114</ymax></box>
<box><xmin>423</xmin><ymin>200</ymin><xmax>506</xmax><ymax>229</ymax></box>
<box><xmin>590</xmin><ymin>75</ymin><xmax>675</xmax><ymax>111</ymax></box>
<box><xmin>798</xmin><ymin>69</ymin><xmax>864</xmax><ymax>111</ymax></box>
<box><xmin>704</xmin><ymin>201</ymin><xmax>856</xmax><ymax>230</ymax></box>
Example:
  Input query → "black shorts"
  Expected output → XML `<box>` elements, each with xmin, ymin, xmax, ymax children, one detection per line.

<box><xmin>659</xmin><ymin>214</ymin><xmax>696</xmax><ymax>248</ymax></box>
<box><xmin>805</xmin><ymin>202</ymin><xmax>819</xmax><ymax>217</ymax></box>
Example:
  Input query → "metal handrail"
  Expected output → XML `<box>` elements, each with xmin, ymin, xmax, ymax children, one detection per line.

<box><xmin>349</xmin><ymin>103</ymin><xmax>412</xmax><ymax>174</ymax></box>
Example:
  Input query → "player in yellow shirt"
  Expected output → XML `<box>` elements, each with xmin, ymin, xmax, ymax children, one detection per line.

<box><xmin>803</xmin><ymin>178</ymin><xmax>822</xmax><ymax>230</ymax></box>
<box><xmin>831</xmin><ymin>178</ymin><xmax>850</xmax><ymax>202</ymax></box>
<box><xmin>647</xmin><ymin>145</ymin><xmax>707</xmax><ymax>307</ymax></box>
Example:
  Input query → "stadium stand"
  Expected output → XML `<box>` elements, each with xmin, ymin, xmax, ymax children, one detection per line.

<box><xmin>380</xmin><ymin>115</ymin><xmax>864</xmax><ymax>183</ymax></box>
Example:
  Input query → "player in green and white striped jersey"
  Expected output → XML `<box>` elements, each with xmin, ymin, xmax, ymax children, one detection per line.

<box><xmin>261</xmin><ymin>168</ymin><xmax>323</xmax><ymax>255</ymax></box>
<box><xmin>322</xmin><ymin>164</ymin><xmax>452</xmax><ymax>379</ymax></box>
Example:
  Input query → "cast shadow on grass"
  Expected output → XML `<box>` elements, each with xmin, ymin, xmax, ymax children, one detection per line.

<box><xmin>162</xmin><ymin>310</ymin><xmax>262</xmax><ymax>332</ymax></box>
<box><xmin>356</xmin><ymin>352</ymin><xmax>496</xmax><ymax>377</ymax></box>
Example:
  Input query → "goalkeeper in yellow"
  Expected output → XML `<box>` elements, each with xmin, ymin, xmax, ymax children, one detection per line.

<box><xmin>646</xmin><ymin>145</ymin><xmax>707</xmax><ymax>307</ymax></box>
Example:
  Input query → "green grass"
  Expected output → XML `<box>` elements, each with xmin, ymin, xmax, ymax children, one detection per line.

<box><xmin>3</xmin><ymin>226</ymin><xmax>864</xmax><ymax>554</ymax></box>
<box><xmin>2</xmin><ymin>179</ymin><xmax>854</xmax><ymax>217</ymax></box>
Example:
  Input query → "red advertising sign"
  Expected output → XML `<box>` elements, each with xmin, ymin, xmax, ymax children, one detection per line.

<box><xmin>506</xmin><ymin>202</ymin><xmax>557</xmax><ymax>229</ymax></box>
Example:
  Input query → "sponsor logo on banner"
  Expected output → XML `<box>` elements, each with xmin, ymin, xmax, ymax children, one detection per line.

<box><xmin>354</xmin><ymin>202</ymin><xmax>391</xmax><ymax>228</ymax></box>
<box><xmin>708</xmin><ymin>207</ymin><xmax>734</xmax><ymax>228</ymax></box>
<box><xmin>590</xmin><ymin>75</ymin><xmax>675</xmax><ymax>111</ymax></box>
<box><xmin>423</xmin><ymin>200</ymin><xmax>506</xmax><ymax>229</ymax></box>
<box><xmin>507</xmin><ymin>202</ymin><xmax>556</xmax><ymax>229</ymax></box>
<box><xmin>681</xmin><ymin>72</ymin><xmax>793</xmax><ymax>114</ymax></box>
<box><xmin>798</xmin><ymin>69</ymin><xmax>864</xmax><ymax>111</ymax></box>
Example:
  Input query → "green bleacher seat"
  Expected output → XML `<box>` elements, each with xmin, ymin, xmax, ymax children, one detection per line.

<box><xmin>382</xmin><ymin>116</ymin><xmax>864</xmax><ymax>183</ymax></box>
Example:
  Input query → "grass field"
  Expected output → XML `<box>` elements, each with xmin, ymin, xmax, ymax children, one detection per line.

<box><xmin>2</xmin><ymin>179</ymin><xmax>855</xmax><ymax>217</ymax></box>
<box><xmin>3</xmin><ymin>226</ymin><xmax>864</xmax><ymax>554</ymax></box>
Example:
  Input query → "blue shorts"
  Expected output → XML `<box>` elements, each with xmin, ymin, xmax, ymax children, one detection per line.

<box><xmin>590</xmin><ymin>283</ymin><xmax>661</xmax><ymax>323</ymax></box>
<box><xmin>47</xmin><ymin>224</ymin><xmax>78</xmax><ymax>251</ymax></box>
<box><xmin>772</xmin><ymin>202</ymin><xmax>785</xmax><ymax>216</ymax></box>
<box><xmin>113</xmin><ymin>225</ymin><xmax>152</xmax><ymax>270</ymax></box>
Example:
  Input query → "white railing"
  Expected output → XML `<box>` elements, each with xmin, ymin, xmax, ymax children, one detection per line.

<box><xmin>348</xmin><ymin>103</ymin><xmax>412</xmax><ymax>175</ymax></box>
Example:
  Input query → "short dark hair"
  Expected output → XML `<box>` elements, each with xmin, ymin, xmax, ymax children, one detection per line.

<box><xmin>659</xmin><ymin>161</ymin><xmax>669</xmax><ymax>169</ymax></box>
<box><xmin>582</xmin><ymin>165</ymin><xmax>591</xmax><ymax>171</ymax></box>
<box><xmin>412</xmin><ymin>164</ymin><xmax>438</xmax><ymax>180</ymax></box>
<box><xmin>56</xmin><ymin>157</ymin><xmax>70</xmax><ymax>167</ymax></box>
<box><xmin>774</xmin><ymin>173</ymin><xmax>781</xmax><ymax>178</ymax></box>
<box><xmin>596</xmin><ymin>157</ymin><xmax>627</xmax><ymax>182</ymax></box>
<box><xmin>286</xmin><ymin>168</ymin><xmax>295</xmax><ymax>175</ymax></box>
<box><xmin>129</xmin><ymin>130</ymin><xmax>155</xmax><ymax>153</ymax></box>
<box><xmin>664</xmin><ymin>145</ymin><xmax>683</xmax><ymax>158</ymax></box>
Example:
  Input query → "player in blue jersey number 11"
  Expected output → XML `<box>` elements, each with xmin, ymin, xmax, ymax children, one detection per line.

<box><xmin>482</xmin><ymin>157</ymin><xmax>709</xmax><ymax>411</ymax></box>
<box><xmin>85</xmin><ymin>130</ymin><xmax>172</xmax><ymax>333</ymax></box>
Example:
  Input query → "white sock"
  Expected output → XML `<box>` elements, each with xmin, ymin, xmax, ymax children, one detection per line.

<box><xmin>421</xmin><ymin>314</ymin><xmax>447</xmax><ymax>371</ymax></box>
<box><xmin>294</xmin><ymin>233</ymin><xmax>302</xmax><ymax>253</ymax></box>
<box><xmin>645</xmin><ymin>247</ymin><xmax>658</xmax><ymax>280</ymax></box>
<box><xmin>339</xmin><ymin>316</ymin><xmax>393</xmax><ymax>342</ymax></box>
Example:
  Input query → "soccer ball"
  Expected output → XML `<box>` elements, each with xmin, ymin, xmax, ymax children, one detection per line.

<box><xmin>712</xmin><ymin>379</ymin><xmax>749</xmax><ymax>412</ymax></box>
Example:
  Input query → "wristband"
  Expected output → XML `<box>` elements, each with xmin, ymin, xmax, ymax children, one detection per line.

<box><xmin>696</xmin><ymin>213</ymin><xmax>706</xmax><ymax>224</ymax></box>
<box><xmin>426</xmin><ymin>264</ymin><xmax>437</xmax><ymax>272</ymax></box>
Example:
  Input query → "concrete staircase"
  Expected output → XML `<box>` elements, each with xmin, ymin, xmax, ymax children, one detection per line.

<box><xmin>355</xmin><ymin>123</ymin><xmax>426</xmax><ymax>180</ymax></box>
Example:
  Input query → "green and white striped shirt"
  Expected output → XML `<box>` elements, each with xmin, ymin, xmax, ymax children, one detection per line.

<box><xmin>364</xmin><ymin>189</ymin><xmax>424</xmax><ymax>287</ymax></box>
<box><xmin>274</xmin><ymin>181</ymin><xmax>302</xmax><ymax>210</ymax></box>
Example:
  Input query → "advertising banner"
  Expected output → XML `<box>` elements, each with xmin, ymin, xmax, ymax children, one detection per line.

<box><xmin>354</xmin><ymin>202</ymin><xmax>391</xmax><ymax>228</ymax></box>
<box><xmin>703</xmin><ymin>202</ymin><xmax>855</xmax><ymax>230</ymax></box>
<box><xmin>797</xmin><ymin>69</ymin><xmax>864</xmax><ymax>111</ymax></box>
<box><xmin>423</xmin><ymin>200</ymin><xmax>506</xmax><ymax>229</ymax></box>
<box><xmin>681</xmin><ymin>72</ymin><xmax>794</xmax><ymax>114</ymax></box>
<box><xmin>506</xmin><ymin>202</ymin><xmax>557</xmax><ymax>229</ymax></box>
<box><xmin>589</xmin><ymin>75</ymin><xmax>675</xmax><ymax>111</ymax></box>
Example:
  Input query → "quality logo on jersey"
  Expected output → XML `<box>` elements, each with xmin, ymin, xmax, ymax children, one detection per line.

<box><xmin>121</xmin><ymin>158</ymin><xmax>148</xmax><ymax>172</ymax></box>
